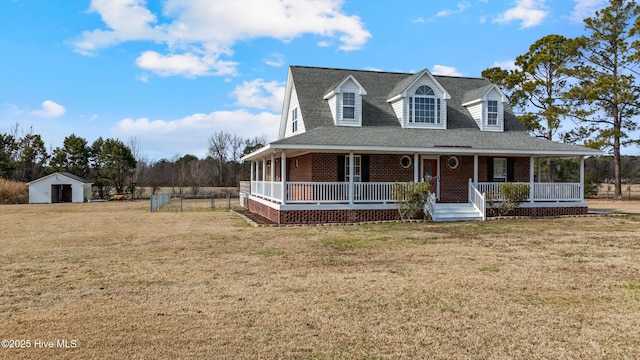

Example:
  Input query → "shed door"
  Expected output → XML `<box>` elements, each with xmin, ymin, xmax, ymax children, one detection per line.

<box><xmin>51</xmin><ymin>184</ymin><xmax>73</xmax><ymax>202</ymax></box>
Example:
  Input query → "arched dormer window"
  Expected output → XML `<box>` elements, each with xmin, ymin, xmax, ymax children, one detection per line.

<box><xmin>409</xmin><ymin>85</ymin><xmax>441</xmax><ymax>124</ymax></box>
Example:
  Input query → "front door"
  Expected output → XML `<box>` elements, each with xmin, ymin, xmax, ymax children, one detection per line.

<box><xmin>423</xmin><ymin>159</ymin><xmax>438</xmax><ymax>197</ymax></box>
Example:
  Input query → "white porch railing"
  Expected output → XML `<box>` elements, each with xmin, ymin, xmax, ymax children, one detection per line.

<box><xmin>468</xmin><ymin>179</ymin><xmax>486</xmax><ymax>220</ymax></box>
<box><xmin>533</xmin><ymin>183</ymin><xmax>582</xmax><ymax>201</ymax></box>
<box><xmin>477</xmin><ymin>182</ymin><xmax>582</xmax><ymax>202</ymax></box>
<box><xmin>251</xmin><ymin>181</ymin><xmax>283</xmax><ymax>203</ymax></box>
<box><xmin>252</xmin><ymin>181</ymin><xmax>404</xmax><ymax>204</ymax></box>
<box><xmin>252</xmin><ymin>181</ymin><xmax>583</xmax><ymax>204</ymax></box>
<box><xmin>286</xmin><ymin>182</ymin><xmax>349</xmax><ymax>203</ymax></box>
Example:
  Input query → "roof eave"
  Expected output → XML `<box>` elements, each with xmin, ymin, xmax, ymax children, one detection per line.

<box><xmin>243</xmin><ymin>143</ymin><xmax>604</xmax><ymax>158</ymax></box>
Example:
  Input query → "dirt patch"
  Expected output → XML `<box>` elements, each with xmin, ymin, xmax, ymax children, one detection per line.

<box><xmin>235</xmin><ymin>209</ymin><xmax>277</xmax><ymax>225</ymax></box>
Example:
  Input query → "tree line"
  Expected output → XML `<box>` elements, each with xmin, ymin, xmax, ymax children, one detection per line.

<box><xmin>0</xmin><ymin>125</ymin><xmax>266</xmax><ymax>198</ymax></box>
<box><xmin>482</xmin><ymin>0</ymin><xmax>640</xmax><ymax>198</ymax></box>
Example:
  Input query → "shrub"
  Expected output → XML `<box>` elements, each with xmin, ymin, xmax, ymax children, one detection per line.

<box><xmin>584</xmin><ymin>176</ymin><xmax>600</xmax><ymax>198</ymax></box>
<box><xmin>0</xmin><ymin>178</ymin><xmax>28</xmax><ymax>204</ymax></box>
<box><xmin>392</xmin><ymin>181</ymin><xmax>431</xmax><ymax>220</ymax></box>
<box><xmin>487</xmin><ymin>183</ymin><xmax>529</xmax><ymax>216</ymax></box>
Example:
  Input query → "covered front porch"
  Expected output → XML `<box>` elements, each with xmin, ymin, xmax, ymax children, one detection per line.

<box><xmin>243</xmin><ymin>149</ymin><xmax>590</xmax><ymax>224</ymax></box>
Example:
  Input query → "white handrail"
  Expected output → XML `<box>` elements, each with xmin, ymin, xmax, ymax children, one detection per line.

<box><xmin>424</xmin><ymin>192</ymin><xmax>437</xmax><ymax>221</ymax></box>
<box><xmin>469</xmin><ymin>179</ymin><xmax>486</xmax><ymax>221</ymax></box>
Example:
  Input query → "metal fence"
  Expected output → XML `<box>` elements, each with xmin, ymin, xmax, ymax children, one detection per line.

<box><xmin>150</xmin><ymin>193</ymin><xmax>172</xmax><ymax>212</ymax></box>
<box><xmin>151</xmin><ymin>192</ymin><xmax>232</xmax><ymax>212</ymax></box>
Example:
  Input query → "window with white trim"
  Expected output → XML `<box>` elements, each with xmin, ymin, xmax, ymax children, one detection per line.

<box><xmin>487</xmin><ymin>100</ymin><xmax>498</xmax><ymax>126</ymax></box>
<box><xmin>291</xmin><ymin>108</ymin><xmax>298</xmax><ymax>133</ymax></box>
<box><xmin>409</xmin><ymin>86</ymin><xmax>440</xmax><ymax>124</ymax></box>
<box><xmin>343</xmin><ymin>92</ymin><xmax>355</xmax><ymax>120</ymax></box>
<box><xmin>345</xmin><ymin>155</ymin><xmax>361</xmax><ymax>182</ymax></box>
<box><xmin>493</xmin><ymin>158</ymin><xmax>507</xmax><ymax>182</ymax></box>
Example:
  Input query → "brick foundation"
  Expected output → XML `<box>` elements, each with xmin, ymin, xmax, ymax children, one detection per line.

<box><xmin>249</xmin><ymin>199</ymin><xmax>588</xmax><ymax>224</ymax></box>
<box><xmin>487</xmin><ymin>205</ymin><xmax>588</xmax><ymax>217</ymax></box>
<box><xmin>249</xmin><ymin>199</ymin><xmax>400</xmax><ymax>224</ymax></box>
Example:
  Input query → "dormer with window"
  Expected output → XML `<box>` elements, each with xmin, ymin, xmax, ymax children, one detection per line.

<box><xmin>462</xmin><ymin>85</ymin><xmax>507</xmax><ymax>132</ymax></box>
<box><xmin>324</xmin><ymin>75</ymin><xmax>367</xmax><ymax>127</ymax></box>
<box><xmin>387</xmin><ymin>69</ymin><xmax>450</xmax><ymax>129</ymax></box>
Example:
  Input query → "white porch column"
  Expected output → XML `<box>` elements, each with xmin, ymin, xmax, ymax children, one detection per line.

<box><xmin>281</xmin><ymin>152</ymin><xmax>287</xmax><ymax>204</ymax></box>
<box><xmin>251</xmin><ymin>161</ymin><xmax>255</xmax><ymax>194</ymax></box>
<box><xmin>473</xmin><ymin>155</ymin><xmax>479</xmax><ymax>186</ymax></box>
<box><xmin>530</xmin><ymin>156</ymin><xmax>535</xmax><ymax>203</ymax></box>
<box><xmin>579</xmin><ymin>156</ymin><xmax>585</xmax><ymax>201</ymax></box>
<box><xmin>414</xmin><ymin>154</ymin><xmax>419</xmax><ymax>182</ymax></box>
<box><xmin>349</xmin><ymin>152</ymin><xmax>354</xmax><ymax>205</ymax></box>
<box><xmin>270</xmin><ymin>153</ymin><xmax>275</xmax><ymax>199</ymax></box>
<box><xmin>262</xmin><ymin>158</ymin><xmax>266</xmax><ymax>183</ymax></box>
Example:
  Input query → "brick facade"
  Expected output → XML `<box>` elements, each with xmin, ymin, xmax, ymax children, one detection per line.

<box><xmin>286</xmin><ymin>153</ymin><xmax>417</xmax><ymax>183</ymax></box>
<box><xmin>439</xmin><ymin>155</ymin><xmax>474</xmax><ymax>203</ymax></box>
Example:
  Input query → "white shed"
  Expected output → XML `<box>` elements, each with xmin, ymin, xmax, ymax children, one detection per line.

<box><xmin>27</xmin><ymin>172</ymin><xmax>93</xmax><ymax>204</ymax></box>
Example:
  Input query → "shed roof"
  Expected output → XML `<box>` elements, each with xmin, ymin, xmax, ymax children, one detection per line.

<box><xmin>27</xmin><ymin>172</ymin><xmax>92</xmax><ymax>185</ymax></box>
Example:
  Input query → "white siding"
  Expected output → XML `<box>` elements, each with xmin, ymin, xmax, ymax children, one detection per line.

<box><xmin>391</xmin><ymin>99</ymin><xmax>404</xmax><ymax>126</ymax></box>
<box><xmin>466</xmin><ymin>102</ymin><xmax>483</xmax><ymax>128</ymax></box>
<box><xmin>327</xmin><ymin>95</ymin><xmax>337</xmax><ymax>122</ymax></box>
<box><xmin>284</xmin><ymin>85</ymin><xmax>306</xmax><ymax>138</ymax></box>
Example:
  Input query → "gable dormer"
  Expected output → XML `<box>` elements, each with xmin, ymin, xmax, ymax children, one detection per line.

<box><xmin>387</xmin><ymin>69</ymin><xmax>451</xmax><ymax>130</ymax></box>
<box><xmin>462</xmin><ymin>84</ymin><xmax>507</xmax><ymax>132</ymax></box>
<box><xmin>323</xmin><ymin>75</ymin><xmax>367</xmax><ymax>127</ymax></box>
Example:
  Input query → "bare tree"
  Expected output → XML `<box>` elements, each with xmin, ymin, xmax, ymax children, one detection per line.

<box><xmin>186</xmin><ymin>159</ymin><xmax>211</xmax><ymax>195</ymax></box>
<box><xmin>208</xmin><ymin>131</ymin><xmax>232</xmax><ymax>186</ymax></box>
<box><xmin>127</xmin><ymin>137</ymin><xmax>148</xmax><ymax>198</ymax></box>
<box><xmin>230</xmin><ymin>134</ymin><xmax>245</xmax><ymax>163</ymax></box>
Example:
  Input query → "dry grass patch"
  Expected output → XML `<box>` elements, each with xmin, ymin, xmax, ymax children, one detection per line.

<box><xmin>0</xmin><ymin>201</ymin><xmax>639</xmax><ymax>359</ymax></box>
<box><xmin>0</xmin><ymin>178</ymin><xmax>28</xmax><ymax>204</ymax></box>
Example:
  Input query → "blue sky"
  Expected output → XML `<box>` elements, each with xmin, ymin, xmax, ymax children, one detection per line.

<box><xmin>0</xmin><ymin>0</ymin><xmax>628</xmax><ymax>160</ymax></box>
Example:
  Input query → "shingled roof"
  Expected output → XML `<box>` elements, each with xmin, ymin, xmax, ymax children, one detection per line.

<box><xmin>246</xmin><ymin>66</ymin><xmax>601</xmax><ymax>158</ymax></box>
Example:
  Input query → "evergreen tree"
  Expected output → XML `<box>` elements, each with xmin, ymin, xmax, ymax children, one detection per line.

<box><xmin>49</xmin><ymin>134</ymin><xmax>91</xmax><ymax>178</ymax></box>
<box><xmin>564</xmin><ymin>0</ymin><xmax>640</xmax><ymax>198</ymax></box>
<box><xmin>483</xmin><ymin>34</ymin><xmax>577</xmax><ymax>181</ymax></box>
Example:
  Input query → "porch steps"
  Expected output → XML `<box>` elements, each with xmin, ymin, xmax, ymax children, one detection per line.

<box><xmin>431</xmin><ymin>203</ymin><xmax>483</xmax><ymax>222</ymax></box>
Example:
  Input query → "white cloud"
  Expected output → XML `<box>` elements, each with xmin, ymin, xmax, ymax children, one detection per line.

<box><xmin>493</xmin><ymin>0</ymin><xmax>548</xmax><ymax>28</ymax></box>
<box><xmin>264</xmin><ymin>53</ymin><xmax>285</xmax><ymax>67</ymax></box>
<box><xmin>570</xmin><ymin>0</ymin><xmax>608</xmax><ymax>23</ymax></box>
<box><xmin>111</xmin><ymin>110</ymin><xmax>280</xmax><ymax>159</ymax></box>
<box><xmin>72</xmin><ymin>0</ymin><xmax>164</xmax><ymax>56</ymax></box>
<box><xmin>411</xmin><ymin>18</ymin><xmax>426</xmax><ymax>24</ymax></box>
<box><xmin>232</xmin><ymin>79</ymin><xmax>285</xmax><ymax>112</ymax></box>
<box><xmin>29</xmin><ymin>100</ymin><xmax>66</xmax><ymax>119</ymax></box>
<box><xmin>492</xmin><ymin>60</ymin><xmax>519</xmax><ymax>71</ymax></box>
<box><xmin>436</xmin><ymin>2</ymin><xmax>470</xmax><ymax>17</ymax></box>
<box><xmin>432</xmin><ymin>65</ymin><xmax>463</xmax><ymax>77</ymax></box>
<box><xmin>135</xmin><ymin>51</ymin><xmax>238</xmax><ymax>77</ymax></box>
<box><xmin>73</xmin><ymin>0</ymin><xmax>371</xmax><ymax>77</ymax></box>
